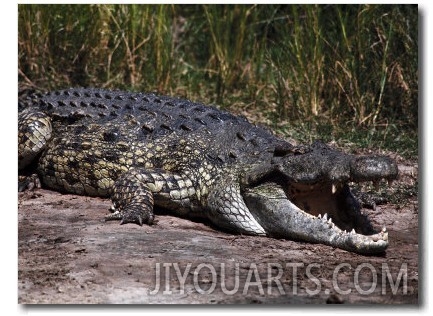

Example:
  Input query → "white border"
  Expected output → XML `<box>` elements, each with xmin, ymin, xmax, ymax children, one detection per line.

<box><xmin>4</xmin><ymin>1</ymin><xmax>429</xmax><ymax>315</ymax></box>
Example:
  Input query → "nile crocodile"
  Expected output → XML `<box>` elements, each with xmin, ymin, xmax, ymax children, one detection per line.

<box><xmin>18</xmin><ymin>88</ymin><xmax>398</xmax><ymax>254</ymax></box>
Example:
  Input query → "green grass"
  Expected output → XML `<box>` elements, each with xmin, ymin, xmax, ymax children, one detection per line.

<box><xmin>276</xmin><ymin>119</ymin><xmax>417</xmax><ymax>158</ymax></box>
<box><xmin>18</xmin><ymin>4</ymin><xmax>418</xmax><ymax>158</ymax></box>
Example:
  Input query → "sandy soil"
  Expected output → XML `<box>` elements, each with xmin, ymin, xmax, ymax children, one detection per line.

<box><xmin>18</xmin><ymin>158</ymin><xmax>418</xmax><ymax>304</ymax></box>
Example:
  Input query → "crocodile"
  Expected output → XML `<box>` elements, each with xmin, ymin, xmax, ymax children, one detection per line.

<box><xmin>18</xmin><ymin>88</ymin><xmax>398</xmax><ymax>254</ymax></box>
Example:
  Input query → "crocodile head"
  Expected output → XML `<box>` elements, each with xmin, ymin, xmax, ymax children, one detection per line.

<box><xmin>242</xmin><ymin>141</ymin><xmax>398</xmax><ymax>254</ymax></box>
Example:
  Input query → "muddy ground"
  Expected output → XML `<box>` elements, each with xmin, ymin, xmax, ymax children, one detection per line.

<box><xmin>18</xmin><ymin>157</ymin><xmax>419</xmax><ymax>304</ymax></box>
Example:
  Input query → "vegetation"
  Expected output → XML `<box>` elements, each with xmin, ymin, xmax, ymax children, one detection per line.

<box><xmin>18</xmin><ymin>4</ymin><xmax>418</xmax><ymax>157</ymax></box>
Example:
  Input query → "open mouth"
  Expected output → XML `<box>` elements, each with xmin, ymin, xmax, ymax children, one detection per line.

<box><xmin>286</xmin><ymin>181</ymin><xmax>376</xmax><ymax>234</ymax></box>
<box><xmin>238</xmin><ymin>141</ymin><xmax>398</xmax><ymax>254</ymax></box>
<box><xmin>243</xmin><ymin>179</ymin><xmax>391</xmax><ymax>255</ymax></box>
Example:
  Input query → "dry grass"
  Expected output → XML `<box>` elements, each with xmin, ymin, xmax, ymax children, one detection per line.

<box><xmin>18</xmin><ymin>4</ymin><xmax>418</xmax><ymax>157</ymax></box>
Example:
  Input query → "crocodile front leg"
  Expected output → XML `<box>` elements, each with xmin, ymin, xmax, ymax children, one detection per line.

<box><xmin>107</xmin><ymin>169</ymin><xmax>155</xmax><ymax>225</ymax></box>
<box><xmin>106</xmin><ymin>168</ymin><xmax>198</xmax><ymax>225</ymax></box>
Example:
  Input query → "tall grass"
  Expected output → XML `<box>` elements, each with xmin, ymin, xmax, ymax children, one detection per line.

<box><xmin>18</xmin><ymin>4</ymin><xmax>418</xmax><ymax>155</ymax></box>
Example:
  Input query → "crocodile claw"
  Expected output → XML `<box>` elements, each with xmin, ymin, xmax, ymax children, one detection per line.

<box><xmin>105</xmin><ymin>206</ymin><xmax>154</xmax><ymax>226</ymax></box>
<box><xmin>18</xmin><ymin>174</ymin><xmax>42</xmax><ymax>192</ymax></box>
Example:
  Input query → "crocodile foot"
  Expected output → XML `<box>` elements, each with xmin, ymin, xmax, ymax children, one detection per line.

<box><xmin>105</xmin><ymin>204</ymin><xmax>154</xmax><ymax>226</ymax></box>
<box><xmin>106</xmin><ymin>169</ymin><xmax>156</xmax><ymax>226</ymax></box>
<box><xmin>18</xmin><ymin>174</ymin><xmax>42</xmax><ymax>192</ymax></box>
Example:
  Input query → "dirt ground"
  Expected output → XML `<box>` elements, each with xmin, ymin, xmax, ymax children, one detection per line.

<box><xmin>18</xmin><ymin>157</ymin><xmax>419</xmax><ymax>304</ymax></box>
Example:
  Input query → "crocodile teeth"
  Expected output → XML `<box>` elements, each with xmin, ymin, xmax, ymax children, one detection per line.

<box><xmin>318</xmin><ymin>214</ymin><xmax>322</xmax><ymax>219</ymax></box>
<box><xmin>351</xmin><ymin>229</ymin><xmax>356</xmax><ymax>234</ymax></box>
<box><xmin>381</xmin><ymin>226</ymin><xmax>387</xmax><ymax>233</ymax></box>
<box><xmin>322</xmin><ymin>213</ymin><xmax>328</xmax><ymax>221</ymax></box>
<box><xmin>332</xmin><ymin>183</ymin><xmax>337</xmax><ymax>194</ymax></box>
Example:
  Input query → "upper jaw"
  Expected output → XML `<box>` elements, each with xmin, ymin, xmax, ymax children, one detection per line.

<box><xmin>276</xmin><ymin>141</ymin><xmax>398</xmax><ymax>186</ymax></box>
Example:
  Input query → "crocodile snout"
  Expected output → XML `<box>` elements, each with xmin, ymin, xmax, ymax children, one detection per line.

<box><xmin>350</xmin><ymin>156</ymin><xmax>398</xmax><ymax>182</ymax></box>
<box><xmin>276</xmin><ymin>142</ymin><xmax>398</xmax><ymax>186</ymax></box>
